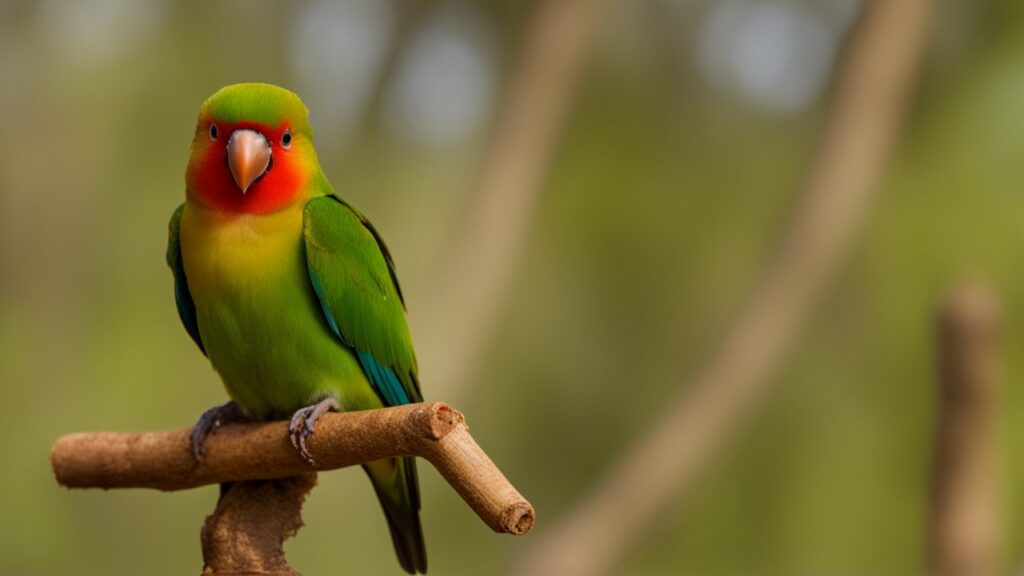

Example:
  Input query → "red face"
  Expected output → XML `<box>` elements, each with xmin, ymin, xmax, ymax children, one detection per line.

<box><xmin>186</xmin><ymin>119</ymin><xmax>308</xmax><ymax>215</ymax></box>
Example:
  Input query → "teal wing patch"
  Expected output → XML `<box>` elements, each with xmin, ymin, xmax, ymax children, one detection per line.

<box><xmin>303</xmin><ymin>195</ymin><xmax>421</xmax><ymax>405</ymax></box>
<box><xmin>167</xmin><ymin>203</ymin><xmax>205</xmax><ymax>355</ymax></box>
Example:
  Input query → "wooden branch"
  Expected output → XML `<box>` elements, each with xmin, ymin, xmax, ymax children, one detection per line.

<box><xmin>929</xmin><ymin>283</ymin><xmax>1002</xmax><ymax>576</ymax></box>
<box><xmin>419</xmin><ymin>0</ymin><xmax>599</xmax><ymax>400</ymax></box>
<box><xmin>516</xmin><ymin>1</ymin><xmax>934</xmax><ymax>575</ymax></box>
<box><xmin>51</xmin><ymin>402</ymin><xmax>534</xmax><ymax>536</ymax></box>
<box><xmin>201</xmin><ymin>475</ymin><xmax>316</xmax><ymax>576</ymax></box>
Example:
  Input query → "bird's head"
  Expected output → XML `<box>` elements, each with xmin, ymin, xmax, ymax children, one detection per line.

<box><xmin>186</xmin><ymin>83</ymin><xmax>320</xmax><ymax>214</ymax></box>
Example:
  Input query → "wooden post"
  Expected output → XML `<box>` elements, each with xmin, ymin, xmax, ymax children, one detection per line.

<box><xmin>201</xmin><ymin>475</ymin><xmax>317</xmax><ymax>576</ymax></box>
<box><xmin>929</xmin><ymin>283</ymin><xmax>1001</xmax><ymax>576</ymax></box>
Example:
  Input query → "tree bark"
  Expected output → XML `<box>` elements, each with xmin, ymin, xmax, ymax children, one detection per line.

<box><xmin>201</xmin><ymin>475</ymin><xmax>316</xmax><ymax>576</ymax></box>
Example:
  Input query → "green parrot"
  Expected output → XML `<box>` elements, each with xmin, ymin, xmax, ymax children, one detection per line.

<box><xmin>167</xmin><ymin>83</ymin><xmax>426</xmax><ymax>574</ymax></box>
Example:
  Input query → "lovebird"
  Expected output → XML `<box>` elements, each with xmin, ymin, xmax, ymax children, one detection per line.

<box><xmin>167</xmin><ymin>83</ymin><xmax>426</xmax><ymax>574</ymax></box>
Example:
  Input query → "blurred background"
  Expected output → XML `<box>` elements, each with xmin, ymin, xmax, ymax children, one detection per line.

<box><xmin>2</xmin><ymin>0</ymin><xmax>1023</xmax><ymax>574</ymax></box>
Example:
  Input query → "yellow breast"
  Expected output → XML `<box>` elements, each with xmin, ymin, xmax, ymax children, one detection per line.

<box><xmin>179</xmin><ymin>202</ymin><xmax>306</xmax><ymax>302</ymax></box>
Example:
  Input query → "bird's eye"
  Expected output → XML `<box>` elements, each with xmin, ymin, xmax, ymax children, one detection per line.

<box><xmin>281</xmin><ymin>130</ymin><xmax>292</xmax><ymax>148</ymax></box>
<box><xmin>209</xmin><ymin>124</ymin><xmax>218</xmax><ymax>140</ymax></box>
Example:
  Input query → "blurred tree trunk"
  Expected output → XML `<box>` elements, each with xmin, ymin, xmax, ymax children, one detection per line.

<box><xmin>515</xmin><ymin>1</ymin><xmax>934</xmax><ymax>574</ymax></box>
<box><xmin>419</xmin><ymin>0</ymin><xmax>601</xmax><ymax>400</ymax></box>
<box><xmin>929</xmin><ymin>284</ymin><xmax>1001</xmax><ymax>576</ymax></box>
<box><xmin>351</xmin><ymin>0</ymin><xmax>434</xmax><ymax>144</ymax></box>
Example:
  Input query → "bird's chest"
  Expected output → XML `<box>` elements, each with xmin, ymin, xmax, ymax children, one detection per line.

<box><xmin>179</xmin><ymin>205</ymin><xmax>330</xmax><ymax>404</ymax></box>
<box><xmin>180</xmin><ymin>205</ymin><xmax>308</xmax><ymax>309</ymax></box>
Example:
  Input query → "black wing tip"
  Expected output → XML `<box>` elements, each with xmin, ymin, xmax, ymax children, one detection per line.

<box><xmin>368</xmin><ymin>460</ymin><xmax>428</xmax><ymax>574</ymax></box>
<box><xmin>380</xmin><ymin>493</ymin><xmax>428</xmax><ymax>575</ymax></box>
<box><xmin>391</xmin><ymin>520</ymin><xmax>428</xmax><ymax>574</ymax></box>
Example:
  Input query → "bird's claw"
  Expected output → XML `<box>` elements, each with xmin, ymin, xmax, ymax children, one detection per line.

<box><xmin>288</xmin><ymin>397</ymin><xmax>340</xmax><ymax>466</ymax></box>
<box><xmin>190</xmin><ymin>401</ymin><xmax>245</xmax><ymax>461</ymax></box>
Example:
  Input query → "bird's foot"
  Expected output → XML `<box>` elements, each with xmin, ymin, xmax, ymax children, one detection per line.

<box><xmin>288</xmin><ymin>397</ymin><xmax>340</xmax><ymax>466</ymax></box>
<box><xmin>190</xmin><ymin>401</ymin><xmax>247</xmax><ymax>461</ymax></box>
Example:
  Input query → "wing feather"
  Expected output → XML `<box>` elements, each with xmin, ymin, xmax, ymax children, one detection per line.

<box><xmin>167</xmin><ymin>203</ymin><xmax>206</xmax><ymax>355</ymax></box>
<box><xmin>302</xmin><ymin>195</ymin><xmax>421</xmax><ymax>405</ymax></box>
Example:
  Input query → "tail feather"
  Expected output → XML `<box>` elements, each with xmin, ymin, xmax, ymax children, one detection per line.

<box><xmin>364</xmin><ymin>457</ymin><xmax>427</xmax><ymax>574</ymax></box>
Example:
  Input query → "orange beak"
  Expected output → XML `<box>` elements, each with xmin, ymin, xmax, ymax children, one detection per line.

<box><xmin>227</xmin><ymin>129</ymin><xmax>271</xmax><ymax>194</ymax></box>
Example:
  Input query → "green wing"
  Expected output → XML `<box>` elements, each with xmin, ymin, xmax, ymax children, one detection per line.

<box><xmin>302</xmin><ymin>194</ymin><xmax>421</xmax><ymax>406</ymax></box>
<box><xmin>167</xmin><ymin>203</ymin><xmax>205</xmax><ymax>355</ymax></box>
<box><xmin>304</xmin><ymin>194</ymin><xmax>428</xmax><ymax>573</ymax></box>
